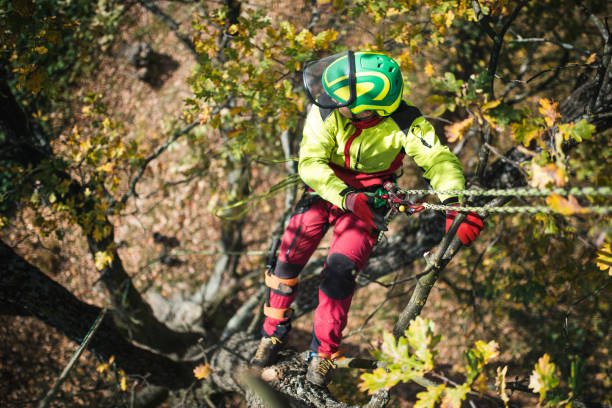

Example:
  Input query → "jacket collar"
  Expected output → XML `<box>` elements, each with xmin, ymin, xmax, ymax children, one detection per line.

<box><xmin>351</xmin><ymin>115</ymin><xmax>384</xmax><ymax>129</ymax></box>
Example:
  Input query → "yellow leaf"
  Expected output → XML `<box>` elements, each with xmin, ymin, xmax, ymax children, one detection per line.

<box><xmin>585</xmin><ymin>53</ymin><xmax>597</xmax><ymax>64</ymax></box>
<box><xmin>441</xmin><ymin>383</ymin><xmax>470</xmax><ymax>408</ymax></box>
<box><xmin>472</xmin><ymin>372</ymin><xmax>488</xmax><ymax>394</ymax></box>
<box><xmin>529</xmin><ymin>354</ymin><xmax>559</xmax><ymax>402</ymax></box>
<box><xmin>199</xmin><ymin>106</ymin><xmax>211</xmax><ymax>125</ymax></box>
<box><xmin>424</xmin><ymin>61</ymin><xmax>435</xmax><ymax>78</ymax></box>
<box><xmin>474</xmin><ymin>340</ymin><xmax>499</xmax><ymax>363</ymax></box>
<box><xmin>94</xmin><ymin>251</ymin><xmax>113</xmax><ymax>270</ymax></box>
<box><xmin>538</xmin><ymin>98</ymin><xmax>561</xmax><ymax>127</ymax></box>
<box><xmin>595</xmin><ymin>242</ymin><xmax>612</xmax><ymax>275</ymax></box>
<box><xmin>194</xmin><ymin>362</ymin><xmax>211</xmax><ymax>379</ymax></box>
<box><xmin>296</xmin><ymin>29</ymin><xmax>315</xmax><ymax>49</ymax></box>
<box><xmin>530</xmin><ymin>163</ymin><xmax>566</xmax><ymax>188</ymax></box>
<box><xmin>34</xmin><ymin>46</ymin><xmax>48</xmax><ymax>55</ymax></box>
<box><xmin>482</xmin><ymin>100</ymin><xmax>501</xmax><ymax>112</ymax></box>
<box><xmin>96</xmin><ymin>363</ymin><xmax>108</xmax><ymax>373</ymax></box>
<box><xmin>93</xmin><ymin>226</ymin><xmax>104</xmax><ymax>242</ymax></box>
<box><xmin>119</xmin><ymin>372</ymin><xmax>127</xmax><ymax>391</ymax></box>
<box><xmin>546</xmin><ymin>194</ymin><xmax>587</xmax><ymax>216</ymax></box>
<box><xmin>445</xmin><ymin>117</ymin><xmax>473</xmax><ymax>143</ymax></box>
<box><xmin>228</xmin><ymin>24</ymin><xmax>239</xmax><ymax>35</ymax></box>
<box><xmin>97</xmin><ymin>162</ymin><xmax>114</xmax><ymax>173</ymax></box>
<box><xmin>496</xmin><ymin>366</ymin><xmax>509</xmax><ymax>406</ymax></box>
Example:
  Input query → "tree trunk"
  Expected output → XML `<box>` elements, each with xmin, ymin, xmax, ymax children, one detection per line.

<box><xmin>0</xmin><ymin>240</ymin><xmax>196</xmax><ymax>389</ymax></box>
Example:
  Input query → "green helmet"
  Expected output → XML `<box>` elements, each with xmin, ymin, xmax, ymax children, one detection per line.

<box><xmin>303</xmin><ymin>51</ymin><xmax>403</xmax><ymax>117</ymax></box>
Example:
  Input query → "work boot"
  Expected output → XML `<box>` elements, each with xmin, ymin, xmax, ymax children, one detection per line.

<box><xmin>251</xmin><ymin>336</ymin><xmax>284</xmax><ymax>367</ymax></box>
<box><xmin>305</xmin><ymin>352</ymin><xmax>339</xmax><ymax>387</ymax></box>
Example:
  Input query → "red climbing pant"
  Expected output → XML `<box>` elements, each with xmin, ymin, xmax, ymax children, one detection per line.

<box><xmin>262</xmin><ymin>192</ymin><xmax>378</xmax><ymax>356</ymax></box>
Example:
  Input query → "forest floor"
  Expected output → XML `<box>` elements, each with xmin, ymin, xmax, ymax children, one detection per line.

<box><xmin>0</xmin><ymin>3</ymin><xmax>547</xmax><ymax>408</ymax></box>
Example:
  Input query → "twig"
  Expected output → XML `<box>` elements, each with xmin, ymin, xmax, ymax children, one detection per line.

<box><xmin>38</xmin><ymin>307</ymin><xmax>108</xmax><ymax>408</ymax></box>
<box><xmin>138</xmin><ymin>0</ymin><xmax>198</xmax><ymax>58</ymax></box>
<box><xmin>484</xmin><ymin>142</ymin><xmax>529</xmax><ymax>177</ymax></box>
<box><xmin>120</xmin><ymin>120</ymin><xmax>199</xmax><ymax>206</ymax></box>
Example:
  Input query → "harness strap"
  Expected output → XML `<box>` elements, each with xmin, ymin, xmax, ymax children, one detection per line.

<box><xmin>265</xmin><ymin>273</ymin><xmax>298</xmax><ymax>296</ymax></box>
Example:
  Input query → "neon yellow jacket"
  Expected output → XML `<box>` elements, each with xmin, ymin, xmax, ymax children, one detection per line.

<box><xmin>298</xmin><ymin>101</ymin><xmax>465</xmax><ymax>209</ymax></box>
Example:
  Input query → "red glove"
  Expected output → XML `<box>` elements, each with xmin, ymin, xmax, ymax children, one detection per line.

<box><xmin>445</xmin><ymin>205</ymin><xmax>483</xmax><ymax>245</ymax></box>
<box><xmin>345</xmin><ymin>192</ymin><xmax>387</xmax><ymax>231</ymax></box>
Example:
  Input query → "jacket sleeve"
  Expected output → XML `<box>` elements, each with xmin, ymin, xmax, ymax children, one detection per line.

<box><xmin>403</xmin><ymin>116</ymin><xmax>465</xmax><ymax>203</ymax></box>
<box><xmin>298</xmin><ymin>106</ymin><xmax>350</xmax><ymax>209</ymax></box>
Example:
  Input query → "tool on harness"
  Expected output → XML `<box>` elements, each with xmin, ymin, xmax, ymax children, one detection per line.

<box><xmin>370</xmin><ymin>182</ymin><xmax>425</xmax><ymax>243</ymax></box>
<box><xmin>381</xmin><ymin>181</ymin><xmax>425</xmax><ymax>216</ymax></box>
<box><xmin>263</xmin><ymin>237</ymin><xmax>297</xmax><ymax>321</ymax></box>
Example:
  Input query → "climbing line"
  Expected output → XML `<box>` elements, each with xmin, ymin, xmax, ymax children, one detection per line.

<box><xmin>421</xmin><ymin>203</ymin><xmax>612</xmax><ymax>215</ymax></box>
<box><xmin>394</xmin><ymin>186</ymin><xmax>612</xmax><ymax>214</ymax></box>
<box><xmin>398</xmin><ymin>186</ymin><xmax>612</xmax><ymax>198</ymax></box>
<box><xmin>213</xmin><ymin>173</ymin><xmax>302</xmax><ymax>220</ymax></box>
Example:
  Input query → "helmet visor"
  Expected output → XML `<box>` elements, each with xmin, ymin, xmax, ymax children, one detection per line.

<box><xmin>303</xmin><ymin>51</ymin><xmax>356</xmax><ymax>109</ymax></box>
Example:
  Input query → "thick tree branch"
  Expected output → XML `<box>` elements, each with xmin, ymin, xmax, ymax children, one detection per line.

<box><xmin>0</xmin><ymin>240</ymin><xmax>197</xmax><ymax>389</ymax></box>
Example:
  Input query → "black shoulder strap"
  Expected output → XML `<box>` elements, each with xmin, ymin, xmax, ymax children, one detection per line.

<box><xmin>389</xmin><ymin>101</ymin><xmax>422</xmax><ymax>135</ymax></box>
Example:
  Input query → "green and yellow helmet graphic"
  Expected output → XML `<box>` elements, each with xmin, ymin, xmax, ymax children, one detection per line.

<box><xmin>303</xmin><ymin>51</ymin><xmax>404</xmax><ymax>116</ymax></box>
<box><xmin>322</xmin><ymin>52</ymin><xmax>403</xmax><ymax>116</ymax></box>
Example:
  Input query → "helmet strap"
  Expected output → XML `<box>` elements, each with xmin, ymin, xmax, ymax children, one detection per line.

<box><xmin>350</xmin><ymin>111</ymin><xmax>378</xmax><ymax>122</ymax></box>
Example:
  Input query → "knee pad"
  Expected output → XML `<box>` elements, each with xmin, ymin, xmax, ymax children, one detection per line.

<box><xmin>320</xmin><ymin>253</ymin><xmax>357</xmax><ymax>300</ymax></box>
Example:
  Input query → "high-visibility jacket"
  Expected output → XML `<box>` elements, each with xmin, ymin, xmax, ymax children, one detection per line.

<box><xmin>298</xmin><ymin>101</ymin><xmax>465</xmax><ymax>209</ymax></box>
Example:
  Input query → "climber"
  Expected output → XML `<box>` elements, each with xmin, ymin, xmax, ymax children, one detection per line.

<box><xmin>251</xmin><ymin>51</ymin><xmax>484</xmax><ymax>386</ymax></box>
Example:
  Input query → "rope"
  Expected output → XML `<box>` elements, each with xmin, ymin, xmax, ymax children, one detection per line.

<box><xmin>421</xmin><ymin>203</ymin><xmax>612</xmax><ymax>215</ymax></box>
<box><xmin>396</xmin><ymin>186</ymin><xmax>612</xmax><ymax>214</ymax></box>
<box><xmin>39</xmin><ymin>307</ymin><xmax>108</xmax><ymax>408</ymax></box>
<box><xmin>398</xmin><ymin>186</ymin><xmax>612</xmax><ymax>198</ymax></box>
<box><xmin>214</xmin><ymin>172</ymin><xmax>612</xmax><ymax>218</ymax></box>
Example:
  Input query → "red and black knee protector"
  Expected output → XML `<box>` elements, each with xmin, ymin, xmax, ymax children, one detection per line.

<box><xmin>310</xmin><ymin>253</ymin><xmax>357</xmax><ymax>353</ymax></box>
<box><xmin>320</xmin><ymin>253</ymin><xmax>357</xmax><ymax>300</ymax></box>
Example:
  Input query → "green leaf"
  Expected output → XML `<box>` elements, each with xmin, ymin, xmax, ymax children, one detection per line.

<box><xmin>441</xmin><ymin>383</ymin><xmax>470</xmax><ymax>408</ymax></box>
<box><xmin>528</xmin><ymin>354</ymin><xmax>559</xmax><ymax>402</ymax></box>
<box><xmin>558</xmin><ymin>119</ymin><xmax>595</xmax><ymax>142</ymax></box>
<box><xmin>415</xmin><ymin>384</ymin><xmax>445</xmax><ymax>408</ymax></box>
<box><xmin>432</xmin><ymin>72</ymin><xmax>463</xmax><ymax>93</ymax></box>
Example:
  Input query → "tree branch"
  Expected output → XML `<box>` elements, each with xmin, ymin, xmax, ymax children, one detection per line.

<box><xmin>138</xmin><ymin>0</ymin><xmax>198</xmax><ymax>58</ymax></box>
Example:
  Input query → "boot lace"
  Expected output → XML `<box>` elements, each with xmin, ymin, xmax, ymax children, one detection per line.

<box><xmin>315</xmin><ymin>357</ymin><xmax>337</xmax><ymax>376</ymax></box>
<box><xmin>254</xmin><ymin>336</ymin><xmax>281</xmax><ymax>361</ymax></box>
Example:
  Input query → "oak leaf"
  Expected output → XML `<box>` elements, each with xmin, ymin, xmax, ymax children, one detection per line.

<box><xmin>445</xmin><ymin>117</ymin><xmax>473</xmax><ymax>143</ymax></box>
<box><xmin>194</xmin><ymin>362</ymin><xmax>211</xmax><ymax>379</ymax></box>
<box><xmin>530</xmin><ymin>163</ymin><xmax>565</xmax><ymax>188</ymax></box>
<box><xmin>546</xmin><ymin>194</ymin><xmax>587</xmax><ymax>215</ymax></box>
<box><xmin>595</xmin><ymin>242</ymin><xmax>612</xmax><ymax>275</ymax></box>
<box><xmin>538</xmin><ymin>98</ymin><xmax>561</xmax><ymax>127</ymax></box>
